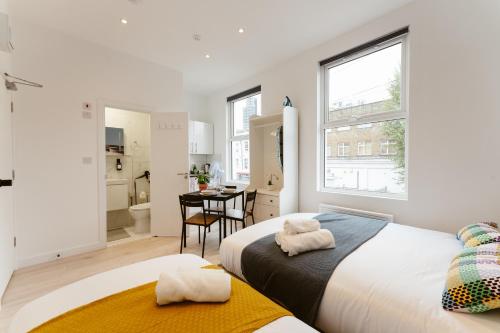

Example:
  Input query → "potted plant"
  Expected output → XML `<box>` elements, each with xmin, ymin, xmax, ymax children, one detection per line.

<box><xmin>197</xmin><ymin>174</ymin><xmax>209</xmax><ymax>191</ymax></box>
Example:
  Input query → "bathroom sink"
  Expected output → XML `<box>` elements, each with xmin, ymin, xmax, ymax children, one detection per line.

<box><xmin>106</xmin><ymin>178</ymin><xmax>129</xmax><ymax>185</ymax></box>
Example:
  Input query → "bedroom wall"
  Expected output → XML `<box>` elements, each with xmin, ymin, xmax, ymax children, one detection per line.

<box><xmin>11</xmin><ymin>19</ymin><xmax>183</xmax><ymax>267</ymax></box>
<box><xmin>207</xmin><ymin>0</ymin><xmax>500</xmax><ymax>233</ymax></box>
<box><xmin>184</xmin><ymin>91</ymin><xmax>210</xmax><ymax>123</ymax></box>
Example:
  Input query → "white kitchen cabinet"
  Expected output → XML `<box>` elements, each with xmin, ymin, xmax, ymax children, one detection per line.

<box><xmin>189</xmin><ymin>120</ymin><xmax>213</xmax><ymax>155</ymax></box>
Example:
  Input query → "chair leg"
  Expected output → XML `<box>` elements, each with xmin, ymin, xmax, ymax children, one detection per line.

<box><xmin>235</xmin><ymin>220</ymin><xmax>238</xmax><ymax>232</ymax></box>
<box><xmin>202</xmin><ymin>226</ymin><xmax>207</xmax><ymax>258</ymax></box>
<box><xmin>208</xmin><ymin>226</ymin><xmax>211</xmax><ymax>233</ymax></box>
<box><xmin>179</xmin><ymin>223</ymin><xmax>184</xmax><ymax>254</ymax></box>
<box><xmin>251</xmin><ymin>215</ymin><xmax>255</xmax><ymax>225</ymax></box>
<box><xmin>184</xmin><ymin>224</ymin><xmax>187</xmax><ymax>247</ymax></box>
<box><xmin>230</xmin><ymin>219</ymin><xmax>233</xmax><ymax>234</ymax></box>
<box><xmin>218</xmin><ymin>221</ymin><xmax>222</xmax><ymax>245</ymax></box>
<box><xmin>198</xmin><ymin>226</ymin><xmax>201</xmax><ymax>244</ymax></box>
<box><xmin>242</xmin><ymin>218</ymin><xmax>246</xmax><ymax>229</ymax></box>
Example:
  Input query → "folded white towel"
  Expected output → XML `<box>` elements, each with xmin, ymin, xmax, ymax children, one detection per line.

<box><xmin>279</xmin><ymin>229</ymin><xmax>335</xmax><ymax>256</ymax></box>
<box><xmin>156</xmin><ymin>268</ymin><xmax>231</xmax><ymax>305</ymax></box>
<box><xmin>283</xmin><ymin>218</ymin><xmax>320</xmax><ymax>234</ymax></box>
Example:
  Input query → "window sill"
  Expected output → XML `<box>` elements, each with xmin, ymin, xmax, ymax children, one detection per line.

<box><xmin>319</xmin><ymin>187</ymin><xmax>408</xmax><ymax>201</ymax></box>
<box><xmin>224</xmin><ymin>180</ymin><xmax>250</xmax><ymax>187</ymax></box>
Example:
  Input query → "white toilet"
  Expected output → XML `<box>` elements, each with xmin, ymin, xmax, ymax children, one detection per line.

<box><xmin>129</xmin><ymin>202</ymin><xmax>151</xmax><ymax>233</ymax></box>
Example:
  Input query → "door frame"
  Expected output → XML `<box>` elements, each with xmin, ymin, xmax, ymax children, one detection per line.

<box><xmin>96</xmin><ymin>99</ymin><xmax>155</xmax><ymax>247</ymax></box>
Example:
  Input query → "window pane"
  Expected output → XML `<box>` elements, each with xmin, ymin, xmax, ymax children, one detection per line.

<box><xmin>231</xmin><ymin>139</ymin><xmax>250</xmax><ymax>182</ymax></box>
<box><xmin>324</xmin><ymin>120</ymin><xmax>406</xmax><ymax>194</ymax></box>
<box><xmin>328</xmin><ymin>43</ymin><xmax>402</xmax><ymax>122</ymax></box>
<box><xmin>233</xmin><ymin>94</ymin><xmax>261</xmax><ymax>136</ymax></box>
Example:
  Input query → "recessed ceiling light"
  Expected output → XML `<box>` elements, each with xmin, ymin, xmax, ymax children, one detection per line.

<box><xmin>238</xmin><ymin>28</ymin><xmax>245</xmax><ymax>34</ymax></box>
<box><xmin>205</xmin><ymin>54</ymin><xmax>211</xmax><ymax>59</ymax></box>
<box><xmin>121</xmin><ymin>18</ymin><xmax>128</xmax><ymax>25</ymax></box>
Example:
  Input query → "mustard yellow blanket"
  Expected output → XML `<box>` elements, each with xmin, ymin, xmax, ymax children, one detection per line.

<box><xmin>31</xmin><ymin>267</ymin><xmax>291</xmax><ymax>333</ymax></box>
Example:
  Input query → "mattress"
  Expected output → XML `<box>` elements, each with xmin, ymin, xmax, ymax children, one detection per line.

<box><xmin>8</xmin><ymin>254</ymin><xmax>315</xmax><ymax>333</ymax></box>
<box><xmin>220</xmin><ymin>213</ymin><xmax>500</xmax><ymax>333</ymax></box>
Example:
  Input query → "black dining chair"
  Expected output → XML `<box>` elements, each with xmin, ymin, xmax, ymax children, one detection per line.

<box><xmin>226</xmin><ymin>189</ymin><xmax>257</xmax><ymax>233</ymax></box>
<box><xmin>179</xmin><ymin>194</ymin><xmax>222</xmax><ymax>258</ymax></box>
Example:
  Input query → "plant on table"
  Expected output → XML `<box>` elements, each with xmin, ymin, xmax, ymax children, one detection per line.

<box><xmin>197</xmin><ymin>174</ymin><xmax>209</xmax><ymax>191</ymax></box>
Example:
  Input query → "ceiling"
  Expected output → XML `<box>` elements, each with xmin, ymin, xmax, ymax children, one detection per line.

<box><xmin>10</xmin><ymin>0</ymin><xmax>413</xmax><ymax>94</ymax></box>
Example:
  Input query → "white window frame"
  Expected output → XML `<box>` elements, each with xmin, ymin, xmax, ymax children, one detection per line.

<box><xmin>357</xmin><ymin>141</ymin><xmax>372</xmax><ymax>156</ymax></box>
<box><xmin>337</xmin><ymin>142</ymin><xmax>350</xmax><ymax>157</ymax></box>
<box><xmin>380</xmin><ymin>139</ymin><xmax>397</xmax><ymax>156</ymax></box>
<box><xmin>319</xmin><ymin>33</ymin><xmax>409</xmax><ymax>199</ymax></box>
<box><xmin>227</xmin><ymin>90</ymin><xmax>261</xmax><ymax>183</ymax></box>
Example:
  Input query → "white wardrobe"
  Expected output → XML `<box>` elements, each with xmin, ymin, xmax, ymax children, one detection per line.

<box><xmin>248</xmin><ymin>107</ymin><xmax>298</xmax><ymax>222</ymax></box>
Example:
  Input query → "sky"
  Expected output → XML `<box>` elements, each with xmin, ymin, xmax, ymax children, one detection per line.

<box><xmin>329</xmin><ymin>43</ymin><xmax>401</xmax><ymax>109</ymax></box>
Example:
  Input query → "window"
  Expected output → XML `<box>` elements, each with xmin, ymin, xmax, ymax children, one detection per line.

<box><xmin>227</xmin><ymin>86</ymin><xmax>261</xmax><ymax>182</ymax></box>
<box><xmin>357</xmin><ymin>141</ymin><xmax>372</xmax><ymax>156</ymax></box>
<box><xmin>380</xmin><ymin>140</ymin><xmax>397</xmax><ymax>155</ymax></box>
<box><xmin>337</xmin><ymin>142</ymin><xmax>350</xmax><ymax>157</ymax></box>
<box><xmin>320</xmin><ymin>28</ymin><xmax>408</xmax><ymax>196</ymax></box>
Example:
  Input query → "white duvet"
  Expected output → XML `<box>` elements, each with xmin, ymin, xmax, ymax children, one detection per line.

<box><xmin>220</xmin><ymin>213</ymin><xmax>500</xmax><ymax>333</ymax></box>
<box><xmin>8</xmin><ymin>254</ymin><xmax>316</xmax><ymax>333</ymax></box>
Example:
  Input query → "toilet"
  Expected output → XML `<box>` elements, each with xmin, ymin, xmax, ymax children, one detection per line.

<box><xmin>128</xmin><ymin>202</ymin><xmax>151</xmax><ymax>233</ymax></box>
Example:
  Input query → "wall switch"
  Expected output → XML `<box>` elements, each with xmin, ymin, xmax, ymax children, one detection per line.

<box><xmin>82</xmin><ymin>102</ymin><xmax>92</xmax><ymax>110</ymax></box>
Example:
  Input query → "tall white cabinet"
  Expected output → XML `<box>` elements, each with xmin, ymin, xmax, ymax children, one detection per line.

<box><xmin>249</xmin><ymin>107</ymin><xmax>298</xmax><ymax>222</ymax></box>
<box><xmin>189</xmin><ymin>120</ymin><xmax>213</xmax><ymax>155</ymax></box>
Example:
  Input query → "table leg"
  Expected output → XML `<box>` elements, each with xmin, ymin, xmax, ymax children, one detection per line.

<box><xmin>223</xmin><ymin>201</ymin><xmax>227</xmax><ymax>238</ymax></box>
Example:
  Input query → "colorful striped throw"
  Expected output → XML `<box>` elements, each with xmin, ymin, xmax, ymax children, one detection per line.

<box><xmin>457</xmin><ymin>223</ymin><xmax>500</xmax><ymax>248</ymax></box>
<box><xmin>442</xmin><ymin>243</ymin><xmax>500</xmax><ymax>313</ymax></box>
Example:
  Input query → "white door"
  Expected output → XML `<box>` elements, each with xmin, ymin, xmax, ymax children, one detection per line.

<box><xmin>150</xmin><ymin>112</ymin><xmax>189</xmax><ymax>236</ymax></box>
<box><xmin>0</xmin><ymin>10</ymin><xmax>14</xmax><ymax>298</ymax></box>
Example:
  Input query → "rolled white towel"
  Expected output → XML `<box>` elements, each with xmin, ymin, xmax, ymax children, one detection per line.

<box><xmin>275</xmin><ymin>230</ymin><xmax>286</xmax><ymax>246</ymax></box>
<box><xmin>156</xmin><ymin>268</ymin><xmax>231</xmax><ymax>305</ymax></box>
<box><xmin>280</xmin><ymin>229</ymin><xmax>335</xmax><ymax>256</ymax></box>
<box><xmin>283</xmin><ymin>218</ymin><xmax>320</xmax><ymax>235</ymax></box>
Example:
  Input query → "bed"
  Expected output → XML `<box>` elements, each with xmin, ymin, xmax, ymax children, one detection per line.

<box><xmin>219</xmin><ymin>213</ymin><xmax>500</xmax><ymax>333</ymax></box>
<box><xmin>8</xmin><ymin>254</ymin><xmax>316</xmax><ymax>333</ymax></box>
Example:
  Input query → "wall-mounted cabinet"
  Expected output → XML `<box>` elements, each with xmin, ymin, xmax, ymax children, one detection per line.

<box><xmin>249</xmin><ymin>107</ymin><xmax>298</xmax><ymax>222</ymax></box>
<box><xmin>189</xmin><ymin>120</ymin><xmax>213</xmax><ymax>155</ymax></box>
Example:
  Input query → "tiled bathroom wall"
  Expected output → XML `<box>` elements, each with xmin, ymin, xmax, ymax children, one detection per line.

<box><xmin>106</xmin><ymin>108</ymin><xmax>151</xmax><ymax>205</ymax></box>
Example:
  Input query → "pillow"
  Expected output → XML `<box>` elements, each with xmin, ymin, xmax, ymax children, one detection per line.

<box><xmin>464</xmin><ymin>232</ymin><xmax>500</xmax><ymax>248</ymax></box>
<box><xmin>442</xmin><ymin>243</ymin><xmax>500</xmax><ymax>313</ymax></box>
<box><xmin>457</xmin><ymin>223</ymin><xmax>497</xmax><ymax>245</ymax></box>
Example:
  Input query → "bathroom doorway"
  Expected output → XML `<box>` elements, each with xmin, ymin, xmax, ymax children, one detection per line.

<box><xmin>104</xmin><ymin>107</ymin><xmax>151</xmax><ymax>245</ymax></box>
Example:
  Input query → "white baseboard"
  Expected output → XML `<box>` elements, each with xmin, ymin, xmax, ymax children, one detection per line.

<box><xmin>16</xmin><ymin>241</ymin><xmax>106</xmax><ymax>269</ymax></box>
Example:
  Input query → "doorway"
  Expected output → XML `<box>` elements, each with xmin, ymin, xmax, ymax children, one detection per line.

<box><xmin>104</xmin><ymin>107</ymin><xmax>151</xmax><ymax>245</ymax></box>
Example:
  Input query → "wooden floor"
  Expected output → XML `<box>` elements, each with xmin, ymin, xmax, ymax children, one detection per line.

<box><xmin>0</xmin><ymin>225</ymin><xmax>222</xmax><ymax>332</ymax></box>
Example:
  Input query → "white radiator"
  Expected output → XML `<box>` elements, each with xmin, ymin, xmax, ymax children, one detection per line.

<box><xmin>318</xmin><ymin>203</ymin><xmax>394</xmax><ymax>222</ymax></box>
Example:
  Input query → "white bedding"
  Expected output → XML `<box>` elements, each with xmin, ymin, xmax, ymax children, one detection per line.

<box><xmin>9</xmin><ymin>254</ymin><xmax>315</xmax><ymax>333</ymax></box>
<box><xmin>220</xmin><ymin>213</ymin><xmax>500</xmax><ymax>333</ymax></box>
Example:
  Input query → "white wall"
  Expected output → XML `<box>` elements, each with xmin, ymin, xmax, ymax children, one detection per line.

<box><xmin>208</xmin><ymin>0</ymin><xmax>500</xmax><ymax>233</ymax></box>
<box><xmin>11</xmin><ymin>19</ymin><xmax>183</xmax><ymax>267</ymax></box>
<box><xmin>0</xmin><ymin>0</ymin><xmax>14</xmax><ymax>305</ymax></box>
<box><xmin>184</xmin><ymin>91</ymin><xmax>210</xmax><ymax>122</ymax></box>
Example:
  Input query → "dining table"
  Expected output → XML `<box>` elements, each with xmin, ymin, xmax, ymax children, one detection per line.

<box><xmin>182</xmin><ymin>188</ymin><xmax>245</xmax><ymax>238</ymax></box>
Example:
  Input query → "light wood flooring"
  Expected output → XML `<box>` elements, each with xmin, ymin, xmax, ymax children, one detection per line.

<box><xmin>0</xmin><ymin>225</ymin><xmax>222</xmax><ymax>332</ymax></box>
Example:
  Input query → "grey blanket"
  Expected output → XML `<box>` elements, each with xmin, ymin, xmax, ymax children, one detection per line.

<box><xmin>241</xmin><ymin>213</ymin><xmax>388</xmax><ymax>325</ymax></box>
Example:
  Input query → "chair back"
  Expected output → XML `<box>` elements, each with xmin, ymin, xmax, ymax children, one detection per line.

<box><xmin>179</xmin><ymin>194</ymin><xmax>205</xmax><ymax>222</ymax></box>
<box><xmin>244</xmin><ymin>190</ymin><xmax>257</xmax><ymax>214</ymax></box>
